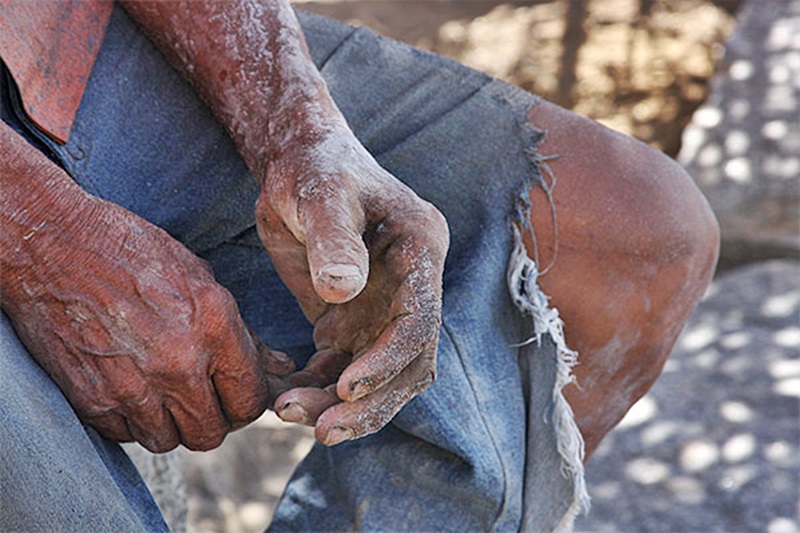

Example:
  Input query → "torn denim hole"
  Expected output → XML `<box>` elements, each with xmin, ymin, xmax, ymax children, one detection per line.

<box><xmin>487</xmin><ymin>80</ymin><xmax>591</xmax><ymax>532</ymax></box>
<box><xmin>509</xmin><ymin>225</ymin><xmax>591</xmax><ymax>532</ymax></box>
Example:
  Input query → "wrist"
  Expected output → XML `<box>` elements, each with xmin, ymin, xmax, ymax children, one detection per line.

<box><xmin>259</xmin><ymin>122</ymin><xmax>367</xmax><ymax>201</ymax></box>
<box><xmin>1</xmin><ymin>129</ymin><xmax>91</xmax><ymax>240</ymax></box>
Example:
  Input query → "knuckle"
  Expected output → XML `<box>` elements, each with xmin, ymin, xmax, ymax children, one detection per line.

<box><xmin>195</xmin><ymin>281</ymin><xmax>236</xmax><ymax>314</ymax></box>
<box><xmin>255</xmin><ymin>194</ymin><xmax>280</xmax><ymax>233</ymax></box>
<box><xmin>417</xmin><ymin>369</ymin><xmax>436</xmax><ymax>394</ymax></box>
<box><xmin>143</xmin><ymin>434</ymin><xmax>179</xmax><ymax>454</ymax></box>
<box><xmin>109</xmin><ymin>376</ymin><xmax>152</xmax><ymax>405</ymax></box>
<box><xmin>422</xmin><ymin>200</ymin><xmax>447</xmax><ymax>227</ymax></box>
<box><xmin>226</xmin><ymin>397</ymin><xmax>266</xmax><ymax>429</ymax></box>
<box><xmin>254</xmin><ymin>191</ymin><xmax>270</xmax><ymax>218</ymax></box>
<box><xmin>73</xmin><ymin>394</ymin><xmax>117</xmax><ymax>419</ymax></box>
<box><xmin>129</xmin><ymin>413</ymin><xmax>179</xmax><ymax>453</ymax></box>
<box><xmin>296</xmin><ymin>174</ymin><xmax>344</xmax><ymax>207</ymax></box>
<box><xmin>184</xmin><ymin>429</ymin><xmax>227</xmax><ymax>452</ymax></box>
<box><xmin>420</xmin><ymin>346</ymin><xmax>438</xmax><ymax>377</ymax></box>
<box><xmin>194</xmin><ymin>284</ymin><xmax>241</xmax><ymax>339</ymax></box>
<box><xmin>412</xmin><ymin>345</ymin><xmax>438</xmax><ymax>393</ymax></box>
<box><xmin>421</xmin><ymin>201</ymin><xmax>450</xmax><ymax>250</ymax></box>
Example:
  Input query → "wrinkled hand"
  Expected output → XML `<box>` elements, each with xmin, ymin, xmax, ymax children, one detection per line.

<box><xmin>256</xmin><ymin>130</ymin><xmax>450</xmax><ymax>445</ymax></box>
<box><xmin>7</xmin><ymin>195</ymin><xmax>294</xmax><ymax>453</ymax></box>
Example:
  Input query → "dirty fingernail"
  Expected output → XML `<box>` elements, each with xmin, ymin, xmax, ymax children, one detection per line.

<box><xmin>271</xmin><ymin>350</ymin><xmax>292</xmax><ymax>363</ymax></box>
<box><xmin>324</xmin><ymin>426</ymin><xmax>354</xmax><ymax>446</ymax></box>
<box><xmin>316</xmin><ymin>264</ymin><xmax>367</xmax><ymax>302</ymax></box>
<box><xmin>278</xmin><ymin>402</ymin><xmax>308</xmax><ymax>424</ymax></box>
<box><xmin>319</xmin><ymin>263</ymin><xmax>362</xmax><ymax>281</ymax></box>
<box><xmin>350</xmin><ymin>378</ymin><xmax>373</xmax><ymax>401</ymax></box>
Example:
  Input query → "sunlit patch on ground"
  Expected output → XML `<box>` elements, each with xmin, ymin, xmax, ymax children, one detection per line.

<box><xmin>575</xmin><ymin>260</ymin><xmax>800</xmax><ymax>532</ymax></box>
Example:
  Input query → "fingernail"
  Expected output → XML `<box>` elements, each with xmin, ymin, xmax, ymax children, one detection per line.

<box><xmin>350</xmin><ymin>378</ymin><xmax>373</xmax><ymax>401</ymax></box>
<box><xmin>324</xmin><ymin>426</ymin><xmax>354</xmax><ymax>446</ymax></box>
<box><xmin>272</xmin><ymin>350</ymin><xmax>294</xmax><ymax>367</ymax></box>
<box><xmin>275</xmin><ymin>350</ymin><xmax>291</xmax><ymax>361</ymax></box>
<box><xmin>319</xmin><ymin>263</ymin><xmax>362</xmax><ymax>282</ymax></box>
<box><xmin>278</xmin><ymin>402</ymin><xmax>308</xmax><ymax>424</ymax></box>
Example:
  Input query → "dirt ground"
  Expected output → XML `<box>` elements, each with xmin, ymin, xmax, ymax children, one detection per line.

<box><xmin>296</xmin><ymin>0</ymin><xmax>741</xmax><ymax>156</ymax></box>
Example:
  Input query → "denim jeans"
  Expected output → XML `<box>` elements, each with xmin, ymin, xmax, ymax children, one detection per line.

<box><xmin>0</xmin><ymin>7</ymin><xmax>588</xmax><ymax>532</ymax></box>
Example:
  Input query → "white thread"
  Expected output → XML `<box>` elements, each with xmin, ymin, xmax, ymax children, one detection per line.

<box><xmin>507</xmin><ymin>226</ymin><xmax>591</xmax><ymax>532</ymax></box>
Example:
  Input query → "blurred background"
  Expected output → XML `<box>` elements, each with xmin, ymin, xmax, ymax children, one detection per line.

<box><xmin>297</xmin><ymin>0</ymin><xmax>740</xmax><ymax>157</ymax></box>
<box><xmin>126</xmin><ymin>1</ymin><xmax>799</xmax><ymax>531</ymax></box>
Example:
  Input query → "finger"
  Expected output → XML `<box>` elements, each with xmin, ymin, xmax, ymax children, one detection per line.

<box><xmin>338</xmin><ymin>312</ymin><xmax>440</xmax><ymax>403</ymax></box>
<box><xmin>255</xmin><ymin>195</ymin><xmax>328</xmax><ymax>321</ymax></box>
<box><xmin>299</xmin><ymin>191</ymin><xmax>369</xmax><ymax>304</ymax></box>
<box><xmin>210</xmin><ymin>318</ymin><xmax>277</xmax><ymax>428</ymax></box>
<box><xmin>315</xmin><ymin>352</ymin><xmax>436</xmax><ymax>446</ymax></box>
<box><xmin>211</xmin><ymin>366</ymin><xmax>272</xmax><ymax>430</ymax></box>
<box><xmin>248</xmin><ymin>326</ymin><xmax>295</xmax><ymax>376</ymax></box>
<box><xmin>286</xmin><ymin>348</ymin><xmax>351</xmax><ymax>388</ymax></box>
<box><xmin>271</xmin><ymin>349</ymin><xmax>350</xmax><ymax>424</ymax></box>
<box><xmin>275</xmin><ymin>384</ymin><xmax>340</xmax><ymax>426</ymax></box>
<box><xmin>124</xmin><ymin>397</ymin><xmax>182</xmax><ymax>453</ymax></box>
<box><xmin>84</xmin><ymin>412</ymin><xmax>134</xmax><ymax>443</ymax></box>
<box><xmin>335</xmin><ymin>258</ymin><xmax>442</xmax><ymax>402</ymax></box>
<box><xmin>165</xmin><ymin>391</ymin><xmax>230</xmax><ymax>451</ymax></box>
<box><xmin>262</xmin><ymin>347</ymin><xmax>295</xmax><ymax>376</ymax></box>
<box><xmin>332</xmin><ymin>200</ymin><xmax>447</xmax><ymax>399</ymax></box>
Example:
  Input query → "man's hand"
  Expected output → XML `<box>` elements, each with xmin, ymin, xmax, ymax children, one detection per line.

<box><xmin>257</xmin><ymin>130</ymin><xmax>449</xmax><ymax>445</ymax></box>
<box><xmin>120</xmin><ymin>0</ymin><xmax>450</xmax><ymax>445</ymax></box>
<box><xmin>1</xmin><ymin>124</ymin><xmax>293</xmax><ymax>452</ymax></box>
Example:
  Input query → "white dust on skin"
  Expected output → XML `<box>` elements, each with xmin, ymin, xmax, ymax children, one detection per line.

<box><xmin>130</xmin><ymin>0</ymin><xmax>450</xmax><ymax>442</ymax></box>
<box><xmin>212</xmin><ymin>0</ymin><xmax>349</xmax><ymax>175</ymax></box>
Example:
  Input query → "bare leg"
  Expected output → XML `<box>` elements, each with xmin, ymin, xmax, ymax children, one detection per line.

<box><xmin>525</xmin><ymin>101</ymin><xmax>720</xmax><ymax>458</ymax></box>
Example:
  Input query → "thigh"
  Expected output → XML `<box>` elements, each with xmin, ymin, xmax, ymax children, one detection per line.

<box><xmin>3</xmin><ymin>9</ymin><xmax>591</xmax><ymax>529</ymax></box>
<box><xmin>0</xmin><ymin>312</ymin><xmax>167</xmax><ymax>532</ymax></box>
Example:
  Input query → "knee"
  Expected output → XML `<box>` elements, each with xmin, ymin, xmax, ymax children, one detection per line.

<box><xmin>612</xmin><ymin>133</ymin><xmax>721</xmax><ymax>289</ymax></box>
<box><xmin>525</xmin><ymin>101</ymin><xmax>720</xmax><ymax>454</ymax></box>
<box><xmin>528</xmin><ymin>99</ymin><xmax>719</xmax><ymax>291</ymax></box>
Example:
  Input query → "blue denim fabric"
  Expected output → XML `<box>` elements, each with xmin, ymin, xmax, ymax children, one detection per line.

<box><xmin>0</xmin><ymin>313</ymin><xmax>169</xmax><ymax>532</ymax></box>
<box><xmin>1</xmin><ymin>6</ymin><xmax>585</xmax><ymax>532</ymax></box>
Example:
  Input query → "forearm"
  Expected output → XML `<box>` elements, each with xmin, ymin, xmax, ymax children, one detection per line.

<box><xmin>120</xmin><ymin>0</ymin><xmax>345</xmax><ymax>181</ymax></box>
<box><xmin>0</xmin><ymin>122</ymin><xmax>97</xmax><ymax>307</ymax></box>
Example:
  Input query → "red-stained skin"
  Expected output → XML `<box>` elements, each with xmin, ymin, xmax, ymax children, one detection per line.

<box><xmin>0</xmin><ymin>1</ymin><xmax>718</xmax><ymax>457</ymax></box>
<box><xmin>1</xmin><ymin>0</ymin><xmax>448</xmax><ymax>451</ymax></box>
<box><xmin>0</xmin><ymin>122</ymin><xmax>297</xmax><ymax>453</ymax></box>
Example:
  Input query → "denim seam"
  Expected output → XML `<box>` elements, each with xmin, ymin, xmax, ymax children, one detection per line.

<box><xmin>440</xmin><ymin>319</ymin><xmax>510</xmax><ymax>531</ymax></box>
<box><xmin>311</xmin><ymin>18</ymin><xmax>360</xmax><ymax>69</ymax></box>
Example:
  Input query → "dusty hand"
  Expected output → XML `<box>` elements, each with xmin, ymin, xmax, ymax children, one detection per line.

<box><xmin>256</xmin><ymin>130</ymin><xmax>449</xmax><ymax>445</ymax></box>
<box><xmin>5</xmin><ymin>193</ymin><xmax>293</xmax><ymax>453</ymax></box>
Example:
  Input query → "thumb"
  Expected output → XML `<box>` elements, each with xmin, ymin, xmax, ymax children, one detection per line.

<box><xmin>301</xmin><ymin>198</ymin><xmax>369</xmax><ymax>304</ymax></box>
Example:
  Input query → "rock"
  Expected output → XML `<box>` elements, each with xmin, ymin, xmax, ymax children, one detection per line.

<box><xmin>123</xmin><ymin>444</ymin><xmax>187</xmax><ymax>533</ymax></box>
<box><xmin>575</xmin><ymin>260</ymin><xmax>800</xmax><ymax>533</ymax></box>
<box><xmin>679</xmin><ymin>0</ymin><xmax>800</xmax><ymax>271</ymax></box>
<box><xmin>127</xmin><ymin>413</ymin><xmax>316</xmax><ymax>533</ymax></box>
<box><xmin>182</xmin><ymin>413</ymin><xmax>315</xmax><ymax>533</ymax></box>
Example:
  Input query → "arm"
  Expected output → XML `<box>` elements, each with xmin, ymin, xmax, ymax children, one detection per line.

<box><xmin>120</xmin><ymin>1</ymin><xmax>450</xmax><ymax>444</ymax></box>
<box><xmin>0</xmin><ymin>120</ymin><xmax>294</xmax><ymax>452</ymax></box>
<box><xmin>120</xmin><ymin>0</ymin><xmax>339</xmax><ymax>186</ymax></box>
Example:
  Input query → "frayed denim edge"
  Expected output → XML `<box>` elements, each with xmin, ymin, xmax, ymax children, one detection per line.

<box><xmin>486</xmin><ymin>80</ymin><xmax>591</xmax><ymax>532</ymax></box>
<box><xmin>508</xmin><ymin>228</ymin><xmax>591</xmax><ymax>532</ymax></box>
